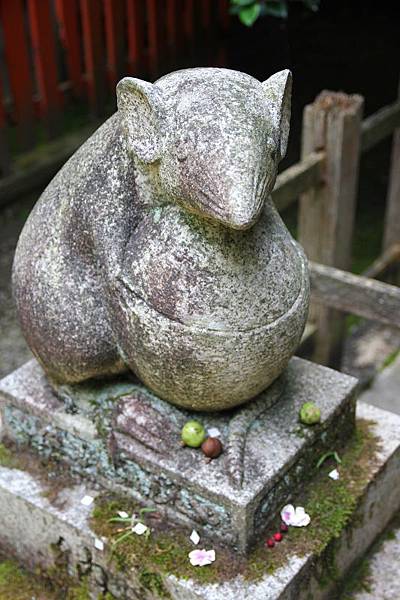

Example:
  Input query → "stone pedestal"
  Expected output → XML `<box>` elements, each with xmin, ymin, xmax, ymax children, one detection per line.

<box><xmin>0</xmin><ymin>401</ymin><xmax>399</xmax><ymax>599</ymax></box>
<box><xmin>0</xmin><ymin>357</ymin><xmax>357</xmax><ymax>553</ymax></box>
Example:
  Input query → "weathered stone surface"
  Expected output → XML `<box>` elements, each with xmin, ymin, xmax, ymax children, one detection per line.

<box><xmin>12</xmin><ymin>67</ymin><xmax>309</xmax><ymax>411</ymax></box>
<box><xmin>0</xmin><ymin>402</ymin><xmax>399</xmax><ymax>599</ymax></box>
<box><xmin>0</xmin><ymin>356</ymin><xmax>356</xmax><ymax>553</ymax></box>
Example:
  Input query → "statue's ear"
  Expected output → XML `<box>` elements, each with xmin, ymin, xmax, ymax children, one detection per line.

<box><xmin>261</xmin><ymin>69</ymin><xmax>292</xmax><ymax>160</ymax></box>
<box><xmin>117</xmin><ymin>77</ymin><xmax>166</xmax><ymax>163</ymax></box>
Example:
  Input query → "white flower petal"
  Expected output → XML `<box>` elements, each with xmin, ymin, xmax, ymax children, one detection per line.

<box><xmin>80</xmin><ymin>495</ymin><xmax>94</xmax><ymax>506</ymax></box>
<box><xmin>329</xmin><ymin>468</ymin><xmax>340</xmax><ymax>480</ymax></box>
<box><xmin>132</xmin><ymin>522</ymin><xmax>148</xmax><ymax>535</ymax></box>
<box><xmin>190</xmin><ymin>530</ymin><xmax>200</xmax><ymax>545</ymax></box>
<box><xmin>188</xmin><ymin>549</ymin><xmax>216</xmax><ymax>566</ymax></box>
<box><xmin>94</xmin><ymin>538</ymin><xmax>104</xmax><ymax>551</ymax></box>
<box><xmin>207</xmin><ymin>427</ymin><xmax>221</xmax><ymax>438</ymax></box>
<box><xmin>292</xmin><ymin>507</ymin><xmax>311</xmax><ymax>527</ymax></box>
<box><xmin>281</xmin><ymin>504</ymin><xmax>311</xmax><ymax>527</ymax></box>
<box><xmin>117</xmin><ymin>511</ymin><xmax>129</xmax><ymax>519</ymax></box>
<box><xmin>207</xmin><ymin>550</ymin><xmax>216</xmax><ymax>562</ymax></box>
<box><xmin>281</xmin><ymin>504</ymin><xmax>295</xmax><ymax>525</ymax></box>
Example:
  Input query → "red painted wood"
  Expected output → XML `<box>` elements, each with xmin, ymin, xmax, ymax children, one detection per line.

<box><xmin>218</xmin><ymin>0</ymin><xmax>230</xmax><ymax>30</ymax></box>
<box><xmin>103</xmin><ymin>0</ymin><xmax>126</xmax><ymax>91</ymax></box>
<box><xmin>146</xmin><ymin>0</ymin><xmax>160</xmax><ymax>78</ymax></box>
<box><xmin>28</xmin><ymin>0</ymin><xmax>62</xmax><ymax>133</ymax></box>
<box><xmin>166</xmin><ymin>0</ymin><xmax>177</xmax><ymax>66</ymax></box>
<box><xmin>126</xmin><ymin>0</ymin><xmax>146</xmax><ymax>76</ymax></box>
<box><xmin>55</xmin><ymin>0</ymin><xmax>83</xmax><ymax>96</ymax></box>
<box><xmin>184</xmin><ymin>0</ymin><xmax>194</xmax><ymax>42</ymax></box>
<box><xmin>0</xmin><ymin>0</ymin><xmax>35</xmax><ymax>147</ymax></box>
<box><xmin>201</xmin><ymin>0</ymin><xmax>212</xmax><ymax>29</ymax></box>
<box><xmin>80</xmin><ymin>0</ymin><xmax>107</xmax><ymax>115</ymax></box>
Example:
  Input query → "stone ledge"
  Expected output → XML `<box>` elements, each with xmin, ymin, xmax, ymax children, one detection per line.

<box><xmin>0</xmin><ymin>402</ymin><xmax>399</xmax><ymax>599</ymax></box>
<box><xmin>0</xmin><ymin>357</ymin><xmax>357</xmax><ymax>552</ymax></box>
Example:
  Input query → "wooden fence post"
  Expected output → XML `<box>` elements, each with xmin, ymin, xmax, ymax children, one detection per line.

<box><xmin>383</xmin><ymin>78</ymin><xmax>400</xmax><ymax>284</ymax></box>
<box><xmin>298</xmin><ymin>91</ymin><xmax>364</xmax><ymax>367</ymax></box>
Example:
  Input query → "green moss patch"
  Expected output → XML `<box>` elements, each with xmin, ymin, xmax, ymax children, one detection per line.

<box><xmin>264</xmin><ymin>419</ymin><xmax>381</xmax><ymax>572</ymax></box>
<box><xmin>0</xmin><ymin>559</ymin><xmax>57</xmax><ymax>600</ymax></box>
<box><xmin>91</xmin><ymin>419</ymin><xmax>381</xmax><ymax>590</ymax></box>
<box><xmin>0</xmin><ymin>556</ymin><xmax>115</xmax><ymax>600</ymax></box>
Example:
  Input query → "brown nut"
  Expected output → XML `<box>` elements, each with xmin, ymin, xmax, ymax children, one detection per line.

<box><xmin>201</xmin><ymin>437</ymin><xmax>223</xmax><ymax>459</ymax></box>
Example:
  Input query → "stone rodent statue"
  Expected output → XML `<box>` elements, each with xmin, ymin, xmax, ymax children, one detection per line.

<box><xmin>13</xmin><ymin>67</ymin><xmax>309</xmax><ymax>412</ymax></box>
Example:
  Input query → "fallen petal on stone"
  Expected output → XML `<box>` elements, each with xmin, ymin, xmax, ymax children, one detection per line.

<box><xmin>188</xmin><ymin>549</ymin><xmax>216</xmax><ymax>567</ymax></box>
<box><xmin>329</xmin><ymin>468</ymin><xmax>340</xmax><ymax>480</ymax></box>
<box><xmin>280</xmin><ymin>504</ymin><xmax>295</xmax><ymax>525</ymax></box>
<box><xmin>94</xmin><ymin>538</ymin><xmax>104</xmax><ymax>551</ymax></box>
<box><xmin>132</xmin><ymin>522</ymin><xmax>148</xmax><ymax>535</ymax></box>
<box><xmin>291</xmin><ymin>507</ymin><xmax>311</xmax><ymax>527</ymax></box>
<box><xmin>117</xmin><ymin>511</ymin><xmax>129</xmax><ymax>519</ymax></box>
<box><xmin>208</xmin><ymin>427</ymin><xmax>221</xmax><ymax>438</ymax></box>
<box><xmin>80</xmin><ymin>495</ymin><xmax>94</xmax><ymax>506</ymax></box>
<box><xmin>281</xmin><ymin>504</ymin><xmax>311</xmax><ymax>527</ymax></box>
<box><xmin>190</xmin><ymin>530</ymin><xmax>200</xmax><ymax>545</ymax></box>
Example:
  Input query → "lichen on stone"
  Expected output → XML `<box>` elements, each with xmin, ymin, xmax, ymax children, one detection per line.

<box><xmin>90</xmin><ymin>419</ymin><xmax>381</xmax><ymax>589</ymax></box>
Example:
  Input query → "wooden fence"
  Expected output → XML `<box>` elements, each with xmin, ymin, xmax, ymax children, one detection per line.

<box><xmin>0</xmin><ymin>0</ymin><xmax>229</xmax><ymax>176</ymax></box>
<box><xmin>271</xmin><ymin>85</ymin><xmax>400</xmax><ymax>367</ymax></box>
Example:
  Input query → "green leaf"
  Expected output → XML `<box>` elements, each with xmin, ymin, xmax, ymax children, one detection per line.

<box><xmin>112</xmin><ymin>530</ymin><xmax>133</xmax><ymax>548</ymax></box>
<box><xmin>139</xmin><ymin>507</ymin><xmax>157</xmax><ymax>518</ymax></box>
<box><xmin>230</xmin><ymin>0</ymin><xmax>255</xmax><ymax>6</ymax></box>
<box><xmin>239</xmin><ymin>3</ymin><xmax>261</xmax><ymax>26</ymax></box>
<box><xmin>264</xmin><ymin>1</ymin><xmax>288</xmax><ymax>19</ymax></box>
<box><xmin>316</xmin><ymin>451</ymin><xmax>342</xmax><ymax>469</ymax></box>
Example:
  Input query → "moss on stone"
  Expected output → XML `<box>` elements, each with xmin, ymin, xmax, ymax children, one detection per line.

<box><xmin>0</xmin><ymin>444</ymin><xmax>14</xmax><ymax>468</ymax></box>
<box><xmin>65</xmin><ymin>578</ymin><xmax>90</xmax><ymax>599</ymax></box>
<box><xmin>0</xmin><ymin>559</ymin><xmax>56</xmax><ymax>600</ymax></box>
<box><xmin>380</xmin><ymin>348</ymin><xmax>400</xmax><ymax>371</ymax></box>
<box><xmin>91</xmin><ymin>419</ymin><xmax>381</xmax><ymax>590</ymax></box>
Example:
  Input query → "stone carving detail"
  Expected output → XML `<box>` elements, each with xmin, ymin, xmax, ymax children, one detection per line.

<box><xmin>13</xmin><ymin>67</ymin><xmax>309</xmax><ymax>412</ymax></box>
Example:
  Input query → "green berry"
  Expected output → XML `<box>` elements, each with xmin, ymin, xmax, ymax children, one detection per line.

<box><xmin>299</xmin><ymin>402</ymin><xmax>321</xmax><ymax>425</ymax></box>
<box><xmin>181</xmin><ymin>420</ymin><xmax>206</xmax><ymax>447</ymax></box>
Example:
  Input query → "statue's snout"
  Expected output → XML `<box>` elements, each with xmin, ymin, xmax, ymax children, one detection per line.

<box><xmin>212</xmin><ymin>177</ymin><xmax>265</xmax><ymax>231</ymax></box>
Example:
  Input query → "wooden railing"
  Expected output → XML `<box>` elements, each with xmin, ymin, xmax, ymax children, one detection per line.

<box><xmin>271</xmin><ymin>87</ymin><xmax>400</xmax><ymax>367</ymax></box>
<box><xmin>0</xmin><ymin>0</ymin><xmax>229</xmax><ymax>176</ymax></box>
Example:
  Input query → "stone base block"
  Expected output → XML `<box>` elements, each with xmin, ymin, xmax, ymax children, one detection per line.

<box><xmin>0</xmin><ymin>357</ymin><xmax>357</xmax><ymax>553</ymax></box>
<box><xmin>0</xmin><ymin>402</ymin><xmax>399</xmax><ymax>599</ymax></box>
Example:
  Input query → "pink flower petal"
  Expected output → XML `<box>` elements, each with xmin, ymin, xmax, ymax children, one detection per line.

<box><xmin>281</xmin><ymin>504</ymin><xmax>295</xmax><ymax>525</ymax></box>
<box><xmin>188</xmin><ymin>549</ymin><xmax>216</xmax><ymax>567</ymax></box>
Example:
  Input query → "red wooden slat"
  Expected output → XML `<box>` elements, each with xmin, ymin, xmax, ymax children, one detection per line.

<box><xmin>103</xmin><ymin>0</ymin><xmax>126</xmax><ymax>91</ymax></box>
<box><xmin>201</xmin><ymin>0</ymin><xmax>212</xmax><ymax>29</ymax></box>
<box><xmin>165</xmin><ymin>0</ymin><xmax>177</xmax><ymax>67</ymax></box>
<box><xmin>0</xmin><ymin>0</ymin><xmax>35</xmax><ymax>148</ymax></box>
<box><xmin>80</xmin><ymin>0</ymin><xmax>107</xmax><ymax>115</ymax></box>
<box><xmin>184</xmin><ymin>0</ymin><xmax>194</xmax><ymax>42</ymax></box>
<box><xmin>218</xmin><ymin>0</ymin><xmax>230</xmax><ymax>31</ymax></box>
<box><xmin>146</xmin><ymin>0</ymin><xmax>160</xmax><ymax>79</ymax></box>
<box><xmin>28</xmin><ymin>0</ymin><xmax>62</xmax><ymax>134</ymax></box>
<box><xmin>54</xmin><ymin>0</ymin><xmax>83</xmax><ymax>96</ymax></box>
<box><xmin>126</xmin><ymin>0</ymin><xmax>146</xmax><ymax>76</ymax></box>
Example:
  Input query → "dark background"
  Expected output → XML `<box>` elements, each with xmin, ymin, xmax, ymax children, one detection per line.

<box><xmin>223</xmin><ymin>0</ymin><xmax>400</xmax><ymax>271</ymax></box>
